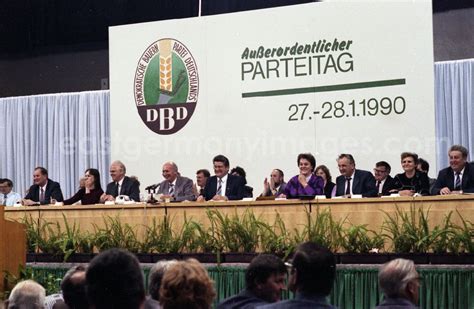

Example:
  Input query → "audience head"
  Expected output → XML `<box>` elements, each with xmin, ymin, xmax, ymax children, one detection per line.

<box><xmin>0</xmin><ymin>178</ymin><xmax>14</xmax><ymax>194</ymax></box>
<box><xmin>449</xmin><ymin>145</ymin><xmax>468</xmax><ymax>172</ymax></box>
<box><xmin>162</xmin><ymin>162</ymin><xmax>179</xmax><ymax>183</ymax></box>
<box><xmin>417</xmin><ymin>158</ymin><xmax>430</xmax><ymax>174</ymax></box>
<box><xmin>288</xmin><ymin>242</ymin><xmax>336</xmax><ymax>296</ymax></box>
<box><xmin>33</xmin><ymin>167</ymin><xmax>49</xmax><ymax>186</ymax></box>
<box><xmin>337</xmin><ymin>154</ymin><xmax>356</xmax><ymax>177</ymax></box>
<box><xmin>270</xmin><ymin>169</ymin><xmax>285</xmax><ymax>186</ymax></box>
<box><xmin>213</xmin><ymin>155</ymin><xmax>230</xmax><ymax>178</ymax></box>
<box><xmin>6</xmin><ymin>279</ymin><xmax>46</xmax><ymax>309</ymax></box>
<box><xmin>378</xmin><ymin>258</ymin><xmax>420</xmax><ymax>305</ymax></box>
<box><xmin>160</xmin><ymin>259</ymin><xmax>216</xmax><ymax>309</ymax></box>
<box><xmin>86</xmin><ymin>248</ymin><xmax>145</xmax><ymax>309</ymax></box>
<box><xmin>400</xmin><ymin>152</ymin><xmax>418</xmax><ymax>173</ymax></box>
<box><xmin>109</xmin><ymin>161</ymin><xmax>126</xmax><ymax>182</ymax></box>
<box><xmin>315</xmin><ymin>165</ymin><xmax>332</xmax><ymax>183</ymax></box>
<box><xmin>297</xmin><ymin>153</ymin><xmax>316</xmax><ymax>176</ymax></box>
<box><xmin>85</xmin><ymin>168</ymin><xmax>102</xmax><ymax>192</ymax></box>
<box><xmin>61</xmin><ymin>265</ymin><xmax>88</xmax><ymax>309</ymax></box>
<box><xmin>245</xmin><ymin>254</ymin><xmax>287</xmax><ymax>303</ymax></box>
<box><xmin>196</xmin><ymin>169</ymin><xmax>210</xmax><ymax>188</ymax></box>
<box><xmin>374</xmin><ymin>161</ymin><xmax>391</xmax><ymax>181</ymax></box>
<box><xmin>148</xmin><ymin>260</ymin><xmax>178</xmax><ymax>301</ymax></box>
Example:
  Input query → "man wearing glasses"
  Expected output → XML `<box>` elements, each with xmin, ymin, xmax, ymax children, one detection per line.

<box><xmin>373</xmin><ymin>161</ymin><xmax>396</xmax><ymax>196</ymax></box>
<box><xmin>376</xmin><ymin>258</ymin><xmax>420</xmax><ymax>308</ymax></box>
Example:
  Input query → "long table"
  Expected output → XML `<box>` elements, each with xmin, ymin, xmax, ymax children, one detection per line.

<box><xmin>5</xmin><ymin>195</ymin><xmax>474</xmax><ymax>245</ymax></box>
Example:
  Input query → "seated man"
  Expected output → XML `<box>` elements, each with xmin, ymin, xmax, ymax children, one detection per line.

<box><xmin>195</xmin><ymin>169</ymin><xmax>210</xmax><ymax>196</ymax></box>
<box><xmin>261</xmin><ymin>169</ymin><xmax>286</xmax><ymax>197</ymax></box>
<box><xmin>376</xmin><ymin>258</ymin><xmax>420</xmax><ymax>309</ymax></box>
<box><xmin>197</xmin><ymin>155</ymin><xmax>245</xmax><ymax>201</ymax></box>
<box><xmin>431</xmin><ymin>145</ymin><xmax>474</xmax><ymax>195</ymax></box>
<box><xmin>0</xmin><ymin>178</ymin><xmax>22</xmax><ymax>206</ymax></box>
<box><xmin>156</xmin><ymin>162</ymin><xmax>195</xmax><ymax>201</ymax></box>
<box><xmin>218</xmin><ymin>254</ymin><xmax>286</xmax><ymax>309</ymax></box>
<box><xmin>373</xmin><ymin>161</ymin><xmax>396</xmax><ymax>196</ymax></box>
<box><xmin>23</xmin><ymin>167</ymin><xmax>64</xmax><ymax>205</ymax></box>
<box><xmin>86</xmin><ymin>248</ymin><xmax>145</xmax><ymax>309</ymax></box>
<box><xmin>336</xmin><ymin>154</ymin><xmax>377</xmax><ymax>197</ymax></box>
<box><xmin>417</xmin><ymin>158</ymin><xmax>436</xmax><ymax>192</ymax></box>
<box><xmin>101</xmin><ymin>160</ymin><xmax>140</xmax><ymax>202</ymax></box>
<box><xmin>259</xmin><ymin>242</ymin><xmax>337</xmax><ymax>308</ymax></box>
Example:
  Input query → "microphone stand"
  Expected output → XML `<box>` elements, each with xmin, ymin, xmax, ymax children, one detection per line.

<box><xmin>146</xmin><ymin>183</ymin><xmax>160</xmax><ymax>204</ymax></box>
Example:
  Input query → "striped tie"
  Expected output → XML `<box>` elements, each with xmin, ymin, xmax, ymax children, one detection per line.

<box><xmin>39</xmin><ymin>188</ymin><xmax>45</xmax><ymax>202</ymax></box>
<box><xmin>454</xmin><ymin>172</ymin><xmax>461</xmax><ymax>190</ymax></box>
<box><xmin>168</xmin><ymin>183</ymin><xmax>175</xmax><ymax>196</ymax></box>
<box><xmin>216</xmin><ymin>178</ymin><xmax>222</xmax><ymax>196</ymax></box>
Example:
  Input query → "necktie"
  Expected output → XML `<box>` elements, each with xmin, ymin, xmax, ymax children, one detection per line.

<box><xmin>39</xmin><ymin>188</ymin><xmax>45</xmax><ymax>202</ymax></box>
<box><xmin>2</xmin><ymin>194</ymin><xmax>7</xmax><ymax>206</ymax></box>
<box><xmin>345</xmin><ymin>177</ymin><xmax>352</xmax><ymax>195</ymax></box>
<box><xmin>114</xmin><ymin>182</ymin><xmax>119</xmax><ymax>196</ymax></box>
<box><xmin>376</xmin><ymin>181</ymin><xmax>381</xmax><ymax>194</ymax></box>
<box><xmin>216</xmin><ymin>178</ymin><xmax>222</xmax><ymax>196</ymax></box>
<box><xmin>454</xmin><ymin>172</ymin><xmax>461</xmax><ymax>190</ymax></box>
<box><xmin>168</xmin><ymin>183</ymin><xmax>175</xmax><ymax>196</ymax></box>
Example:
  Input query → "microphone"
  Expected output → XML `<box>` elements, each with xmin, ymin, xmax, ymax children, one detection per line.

<box><xmin>145</xmin><ymin>183</ymin><xmax>160</xmax><ymax>191</ymax></box>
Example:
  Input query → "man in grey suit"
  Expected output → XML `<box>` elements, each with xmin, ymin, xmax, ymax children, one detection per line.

<box><xmin>157</xmin><ymin>162</ymin><xmax>195</xmax><ymax>202</ymax></box>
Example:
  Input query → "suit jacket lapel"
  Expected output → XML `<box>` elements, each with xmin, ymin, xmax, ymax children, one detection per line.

<box><xmin>352</xmin><ymin>170</ymin><xmax>360</xmax><ymax>194</ymax></box>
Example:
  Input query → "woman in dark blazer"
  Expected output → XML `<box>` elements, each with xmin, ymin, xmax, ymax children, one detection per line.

<box><xmin>64</xmin><ymin>168</ymin><xmax>104</xmax><ymax>205</ymax></box>
<box><xmin>392</xmin><ymin>152</ymin><xmax>430</xmax><ymax>196</ymax></box>
<box><xmin>315</xmin><ymin>165</ymin><xmax>336</xmax><ymax>198</ymax></box>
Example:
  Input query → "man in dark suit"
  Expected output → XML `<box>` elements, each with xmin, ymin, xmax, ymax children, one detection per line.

<box><xmin>23</xmin><ymin>167</ymin><xmax>64</xmax><ymax>205</ymax></box>
<box><xmin>335</xmin><ymin>154</ymin><xmax>377</xmax><ymax>197</ymax></box>
<box><xmin>195</xmin><ymin>169</ymin><xmax>210</xmax><ymax>196</ymax></box>
<box><xmin>373</xmin><ymin>161</ymin><xmax>396</xmax><ymax>196</ymax></box>
<box><xmin>432</xmin><ymin>145</ymin><xmax>474</xmax><ymax>195</ymax></box>
<box><xmin>197</xmin><ymin>155</ymin><xmax>245</xmax><ymax>201</ymax></box>
<box><xmin>101</xmin><ymin>160</ymin><xmax>140</xmax><ymax>202</ymax></box>
<box><xmin>156</xmin><ymin>162</ymin><xmax>195</xmax><ymax>201</ymax></box>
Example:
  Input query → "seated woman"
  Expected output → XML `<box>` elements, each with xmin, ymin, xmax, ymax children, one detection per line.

<box><xmin>280</xmin><ymin>153</ymin><xmax>324</xmax><ymax>198</ymax></box>
<box><xmin>231</xmin><ymin>166</ymin><xmax>253</xmax><ymax>198</ymax></box>
<box><xmin>315</xmin><ymin>165</ymin><xmax>336</xmax><ymax>198</ymax></box>
<box><xmin>391</xmin><ymin>152</ymin><xmax>430</xmax><ymax>196</ymax></box>
<box><xmin>64</xmin><ymin>168</ymin><xmax>104</xmax><ymax>205</ymax></box>
<box><xmin>160</xmin><ymin>259</ymin><xmax>216</xmax><ymax>309</ymax></box>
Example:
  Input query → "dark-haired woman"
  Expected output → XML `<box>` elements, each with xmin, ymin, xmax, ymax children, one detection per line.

<box><xmin>280</xmin><ymin>153</ymin><xmax>324</xmax><ymax>198</ymax></box>
<box><xmin>64</xmin><ymin>168</ymin><xmax>104</xmax><ymax>205</ymax></box>
<box><xmin>391</xmin><ymin>153</ymin><xmax>430</xmax><ymax>196</ymax></box>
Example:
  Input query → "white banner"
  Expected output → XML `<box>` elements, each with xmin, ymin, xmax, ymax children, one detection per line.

<box><xmin>109</xmin><ymin>1</ymin><xmax>435</xmax><ymax>194</ymax></box>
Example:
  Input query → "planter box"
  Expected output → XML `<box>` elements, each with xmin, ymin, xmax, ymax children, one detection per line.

<box><xmin>66</xmin><ymin>253</ymin><xmax>95</xmax><ymax>263</ymax></box>
<box><xmin>135</xmin><ymin>253</ymin><xmax>153</xmax><ymax>263</ymax></box>
<box><xmin>389</xmin><ymin>253</ymin><xmax>429</xmax><ymax>264</ymax></box>
<box><xmin>151</xmin><ymin>253</ymin><xmax>182</xmax><ymax>263</ymax></box>
<box><xmin>338</xmin><ymin>253</ymin><xmax>390</xmax><ymax>264</ymax></box>
<box><xmin>26</xmin><ymin>253</ymin><xmax>36</xmax><ymax>263</ymax></box>
<box><xmin>183</xmin><ymin>253</ymin><xmax>222</xmax><ymax>263</ymax></box>
<box><xmin>429</xmin><ymin>253</ymin><xmax>474</xmax><ymax>265</ymax></box>
<box><xmin>223</xmin><ymin>252</ymin><xmax>258</xmax><ymax>263</ymax></box>
<box><xmin>34</xmin><ymin>253</ymin><xmax>65</xmax><ymax>263</ymax></box>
